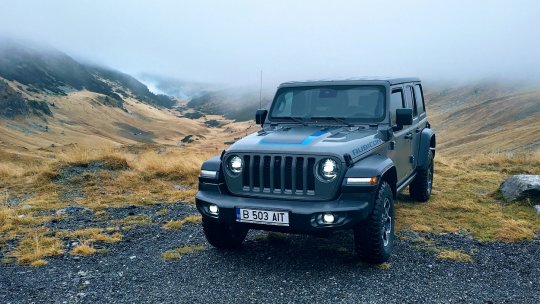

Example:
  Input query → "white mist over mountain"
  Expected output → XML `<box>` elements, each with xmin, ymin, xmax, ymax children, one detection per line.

<box><xmin>1</xmin><ymin>0</ymin><xmax>540</xmax><ymax>88</ymax></box>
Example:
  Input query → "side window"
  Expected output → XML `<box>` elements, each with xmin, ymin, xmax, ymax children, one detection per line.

<box><xmin>414</xmin><ymin>84</ymin><xmax>426</xmax><ymax>115</ymax></box>
<box><xmin>390</xmin><ymin>89</ymin><xmax>404</xmax><ymax>124</ymax></box>
<box><xmin>405</xmin><ymin>86</ymin><xmax>418</xmax><ymax>117</ymax></box>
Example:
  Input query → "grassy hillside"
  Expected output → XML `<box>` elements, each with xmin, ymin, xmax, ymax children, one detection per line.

<box><xmin>0</xmin><ymin>87</ymin><xmax>208</xmax><ymax>150</ymax></box>
<box><xmin>425</xmin><ymin>82</ymin><xmax>540</xmax><ymax>155</ymax></box>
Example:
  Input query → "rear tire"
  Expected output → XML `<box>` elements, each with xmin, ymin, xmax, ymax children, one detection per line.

<box><xmin>354</xmin><ymin>181</ymin><xmax>394</xmax><ymax>263</ymax></box>
<box><xmin>202</xmin><ymin>218</ymin><xmax>248</xmax><ymax>249</ymax></box>
<box><xmin>409</xmin><ymin>150</ymin><xmax>434</xmax><ymax>202</ymax></box>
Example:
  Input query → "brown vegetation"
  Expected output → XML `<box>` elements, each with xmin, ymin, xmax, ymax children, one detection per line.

<box><xmin>1</xmin><ymin>144</ymin><xmax>211</xmax><ymax>265</ymax></box>
<box><xmin>163</xmin><ymin>215</ymin><xmax>202</xmax><ymax>230</ymax></box>
<box><xmin>396</xmin><ymin>152</ymin><xmax>540</xmax><ymax>242</ymax></box>
<box><xmin>161</xmin><ymin>245</ymin><xmax>206</xmax><ymax>261</ymax></box>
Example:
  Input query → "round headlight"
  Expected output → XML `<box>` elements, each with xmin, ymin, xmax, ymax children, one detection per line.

<box><xmin>318</xmin><ymin>158</ymin><xmax>338</xmax><ymax>181</ymax></box>
<box><xmin>228</xmin><ymin>156</ymin><xmax>243</xmax><ymax>174</ymax></box>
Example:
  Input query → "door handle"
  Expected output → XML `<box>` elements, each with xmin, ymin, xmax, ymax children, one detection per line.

<box><xmin>404</xmin><ymin>132</ymin><xmax>413</xmax><ymax>140</ymax></box>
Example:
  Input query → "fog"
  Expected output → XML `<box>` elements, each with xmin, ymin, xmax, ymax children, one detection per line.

<box><xmin>1</xmin><ymin>0</ymin><xmax>540</xmax><ymax>88</ymax></box>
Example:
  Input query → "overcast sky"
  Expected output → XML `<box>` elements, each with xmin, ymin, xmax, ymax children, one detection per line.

<box><xmin>1</xmin><ymin>0</ymin><xmax>539</xmax><ymax>88</ymax></box>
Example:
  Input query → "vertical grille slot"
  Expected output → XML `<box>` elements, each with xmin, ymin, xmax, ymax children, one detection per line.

<box><xmin>307</xmin><ymin>157</ymin><xmax>316</xmax><ymax>191</ymax></box>
<box><xmin>272</xmin><ymin>156</ymin><xmax>281</xmax><ymax>193</ymax></box>
<box><xmin>263</xmin><ymin>156</ymin><xmax>271</xmax><ymax>190</ymax></box>
<box><xmin>284</xmin><ymin>156</ymin><xmax>293</xmax><ymax>192</ymax></box>
<box><xmin>242</xmin><ymin>155</ymin><xmax>250</xmax><ymax>188</ymax></box>
<box><xmin>295</xmin><ymin>157</ymin><xmax>304</xmax><ymax>193</ymax></box>
<box><xmin>253</xmin><ymin>155</ymin><xmax>261</xmax><ymax>189</ymax></box>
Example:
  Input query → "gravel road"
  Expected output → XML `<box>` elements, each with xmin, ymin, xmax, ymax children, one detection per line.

<box><xmin>1</xmin><ymin>203</ymin><xmax>539</xmax><ymax>304</ymax></box>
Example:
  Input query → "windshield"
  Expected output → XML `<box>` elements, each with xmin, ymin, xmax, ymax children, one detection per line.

<box><xmin>268</xmin><ymin>85</ymin><xmax>386</xmax><ymax>123</ymax></box>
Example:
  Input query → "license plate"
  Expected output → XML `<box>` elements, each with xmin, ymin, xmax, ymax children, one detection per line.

<box><xmin>236</xmin><ymin>208</ymin><xmax>289</xmax><ymax>226</ymax></box>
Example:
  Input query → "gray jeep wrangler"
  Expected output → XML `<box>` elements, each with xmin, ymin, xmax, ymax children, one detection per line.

<box><xmin>196</xmin><ymin>77</ymin><xmax>436</xmax><ymax>263</ymax></box>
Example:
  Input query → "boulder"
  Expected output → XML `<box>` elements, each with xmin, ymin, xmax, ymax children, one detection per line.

<box><xmin>500</xmin><ymin>175</ymin><xmax>540</xmax><ymax>202</ymax></box>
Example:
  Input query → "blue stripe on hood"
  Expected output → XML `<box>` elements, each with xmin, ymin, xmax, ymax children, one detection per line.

<box><xmin>259</xmin><ymin>130</ymin><xmax>329</xmax><ymax>146</ymax></box>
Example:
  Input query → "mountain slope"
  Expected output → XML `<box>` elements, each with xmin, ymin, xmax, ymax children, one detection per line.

<box><xmin>0</xmin><ymin>40</ymin><xmax>212</xmax><ymax>150</ymax></box>
<box><xmin>425</xmin><ymin>82</ymin><xmax>540</xmax><ymax>155</ymax></box>
<box><xmin>0</xmin><ymin>80</ymin><xmax>51</xmax><ymax>118</ymax></box>
<box><xmin>187</xmin><ymin>90</ymin><xmax>271</xmax><ymax>121</ymax></box>
<box><xmin>0</xmin><ymin>39</ymin><xmax>175</xmax><ymax>110</ymax></box>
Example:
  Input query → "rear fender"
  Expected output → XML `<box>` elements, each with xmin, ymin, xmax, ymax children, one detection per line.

<box><xmin>417</xmin><ymin>129</ymin><xmax>436</xmax><ymax>169</ymax></box>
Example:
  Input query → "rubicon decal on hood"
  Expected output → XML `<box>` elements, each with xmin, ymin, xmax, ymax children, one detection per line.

<box><xmin>352</xmin><ymin>139</ymin><xmax>384</xmax><ymax>156</ymax></box>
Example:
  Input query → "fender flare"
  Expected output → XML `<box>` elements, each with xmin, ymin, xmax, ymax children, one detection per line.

<box><xmin>417</xmin><ymin>129</ymin><xmax>436</xmax><ymax>169</ymax></box>
<box><xmin>201</xmin><ymin>155</ymin><xmax>222</xmax><ymax>171</ymax></box>
<box><xmin>344</xmin><ymin>154</ymin><xmax>398</xmax><ymax>197</ymax></box>
<box><xmin>344</xmin><ymin>154</ymin><xmax>395</xmax><ymax>179</ymax></box>
<box><xmin>200</xmin><ymin>155</ymin><xmax>223</xmax><ymax>182</ymax></box>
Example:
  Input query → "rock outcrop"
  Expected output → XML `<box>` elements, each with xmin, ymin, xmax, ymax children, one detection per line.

<box><xmin>500</xmin><ymin>175</ymin><xmax>540</xmax><ymax>202</ymax></box>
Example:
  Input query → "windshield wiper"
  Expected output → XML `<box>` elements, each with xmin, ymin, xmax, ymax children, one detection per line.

<box><xmin>287</xmin><ymin>116</ymin><xmax>308</xmax><ymax>126</ymax></box>
<box><xmin>311</xmin><ymin>116</ymin><xmax>353</xmax><ymax>127</ymax></box>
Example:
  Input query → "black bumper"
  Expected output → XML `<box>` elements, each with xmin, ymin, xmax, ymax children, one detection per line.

<box><xmin>196</xmin><ymin>183</ymin><xmax>376</xmax><ymax>233</ymax></box>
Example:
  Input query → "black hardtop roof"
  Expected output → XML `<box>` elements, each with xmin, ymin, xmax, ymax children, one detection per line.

<box><xmin>279</xmin><ymin>77</ymin><xmax>420</xmax><ymax>88</ymax></box>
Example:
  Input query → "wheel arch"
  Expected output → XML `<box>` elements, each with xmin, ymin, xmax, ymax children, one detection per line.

<box><xmin>381</xmin><ymin>166</ymin><xmax>397</xmax><ymax>199</ymax></box>
<box><xmin>417</xmin><ymin>129</ymin><xmax>436</xmax><ymax>169</ymax></box>
<box><xmin>344</xmin><ymin>154</ymin><xmax>398</xmax><ymax>198</ymax></box>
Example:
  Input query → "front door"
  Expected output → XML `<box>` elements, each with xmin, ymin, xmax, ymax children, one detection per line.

<box><xmin>388</xmin><ymin>87</ymin><xmax>414</xmax><ymax>182</ymax></box>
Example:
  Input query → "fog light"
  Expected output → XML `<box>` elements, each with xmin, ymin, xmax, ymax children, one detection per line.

<box><xmin>208</xmin><ymin>204</ymin><xmax>219</xmax><ymax>215</ymax></box>
<box><xmin>323</xmin><ymin>213</ymin><xmax>335</xmax><ymax>224</ymax></box>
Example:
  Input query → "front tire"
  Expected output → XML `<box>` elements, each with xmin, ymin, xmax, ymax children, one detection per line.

<box><xmin>202</xmin><ymin>218</ymin><xmax>248</xmax><ymax>249</ymax></box>
<box><xmin>409</xmin><ymin>150</ymin><xmax>434</xmax><ymax>202</ymax></box>
<box><xmin>354</xmin><ymin>181</ymin><xmax>395</xmax><ymax>263</ymax></box>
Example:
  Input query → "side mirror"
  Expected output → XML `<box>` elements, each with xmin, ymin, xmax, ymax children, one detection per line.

<box><xmin>255</xmin><ymin>109</ymin><xmax>268</xmax><ymax>126</ymax></box>
<box><xmin>395</xmin><ymin>108</ymin><xmax>413</xmax><ymax>127</ymax></box>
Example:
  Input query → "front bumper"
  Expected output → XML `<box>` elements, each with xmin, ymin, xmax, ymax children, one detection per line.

<box><xmin>196</xmin><ymin>182</ymin><xmax>376</xmax><ymax>233</ymax></box>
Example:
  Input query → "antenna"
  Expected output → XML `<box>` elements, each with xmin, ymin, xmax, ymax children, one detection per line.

<box><xmin>259</xmin><ymin>69</ymin><xmax>263</xmax><ymax>109</ymax></box>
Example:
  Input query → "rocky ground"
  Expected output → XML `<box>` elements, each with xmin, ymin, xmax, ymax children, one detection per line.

<box><xmin>1</xmin><ymin>202</ymin><xmax>539</xmax><ymax>304</ymax></box>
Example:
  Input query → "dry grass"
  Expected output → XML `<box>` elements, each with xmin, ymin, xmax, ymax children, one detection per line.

<box><xmin>155</xmin><ymin>209</ymin><xmax>169</xmax><ymax>216</ymax></box>
<box><xmin>494</xmin><ymin>219</ymin><xmax>535</xmax><ymax>242</ymax></box>
<box><xmin>57</xmin><ymin>145</ymin><xmax>128</xmax><ymax>169</ymax></box>
<box><xmin>0</xmin><ymin>162</ymin><xmax>26</xmax><ymax>178</ymax></box>
<box><xmin>9</xmin><ymin>229</ymin><xmax>64</xmax><ymax>265</ymax></box>
<box><xmin>162</xmin><ymin>215</ymin><xmax>201</xmax><ymax>230</ymax></box>
<box><xmin>59</xmin><ymin>228</ymin><xmax>123</xmax><ymax>244</ymax></box>
<box><xmin>71</xmin><ymin>243</ymin><xmax>97</xmax><ymax>256</ymax></box>
<box><xmin>437</xmin><ymin>250</ymin><xmax>474</xmax><ymax>262</ymax></box>
<box><xmin>396</xmin><ymin>153</ymin><xmax>540</xmax><ymax>242</ymax></box>
<box><xmin>130</xmin><ymin>150</ymin><xmax>206</xmax><ymax>185</ymax></box>
<box><xmin>54</xmin><ymin>228</ymin><xmax>122</xmax><ymax>257</ymax></box>
<box><xmin>114</xmin><ymin>215</ymin><xmax>152</xmax><ymax>227</ymax></box>
<box><xmin>377</xmin><ymin>262</ymin><xmax>392</xmax><ymax>269</ymax></box>
<box><xmin>30</xmin><ymin>259</ymin><xmax>49</xmax><ymax>267</ymax></box>
<box><xmin>161</xmin><ymin>245</ymin><xmax>206</xmax><ymax>261</ymax></box>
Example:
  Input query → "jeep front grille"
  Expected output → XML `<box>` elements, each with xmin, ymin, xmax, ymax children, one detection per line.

<box><xmin>223</xmin><ymin>153</ymin><xmax>342</xmax><ymax>201</ymax></box>
<box><xmin>241</xmin><ymin>155</ymin><xmax>316</xmax><ymax>195</ymax></box>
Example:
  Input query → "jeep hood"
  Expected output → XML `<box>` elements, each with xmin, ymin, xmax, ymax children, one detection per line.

<box><xmin>226</xmin><ymin>125</ymin><xmax>385</xmax><ymax>160</ymax></box>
